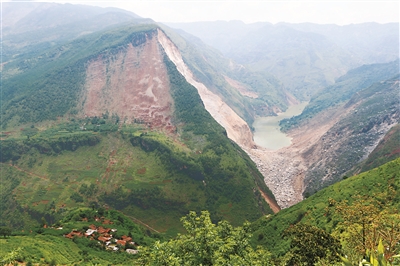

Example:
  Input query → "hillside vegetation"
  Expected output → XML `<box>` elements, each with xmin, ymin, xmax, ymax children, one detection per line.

<box><xmin>251</xmin><ymin>158</ymin><xmax>400</xmax><ymax>264</ymax></box>
<box><xmin>0</xmin><ymin>207</ymin><xmax>159</xmax><ymax>265</ymax></box>
<box><xmin>2</xmin><ymin>159</ymin><xmax>398</xmax><ymax>265</ymax></box>
<box><xmin>0</xmin><ymin>118</ymin><xmax>272</xmax><ymax>235</ymax></box>
<box><xmin>1</xmin><ymin>23</ymin><xmax>275</xmax><ymax>235</ymax></box>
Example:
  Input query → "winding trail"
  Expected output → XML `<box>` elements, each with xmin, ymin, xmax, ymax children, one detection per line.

<box><xmin>3</xmin><ymin>163</ymin><xmax>48</xmax><ymax>180</ymax></box>
<box><xmin>121</xmin><ymin>212</ymin><xmax>160</xmax><ymax>234</ymax></box>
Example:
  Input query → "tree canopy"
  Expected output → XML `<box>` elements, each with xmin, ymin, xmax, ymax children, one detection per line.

<box><xmin>138</xmin><ymin>211</ymin><xmax>272</xmax><ymax>265</ymax></box>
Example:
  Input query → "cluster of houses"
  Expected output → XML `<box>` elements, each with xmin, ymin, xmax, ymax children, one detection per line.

<box><xmin>64</xmin><ymin>223</ymin><xmax>139</xmax><ymax>254</ymax></box>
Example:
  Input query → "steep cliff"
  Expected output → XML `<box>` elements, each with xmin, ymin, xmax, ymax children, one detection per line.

<box><xmin>157</xmin><ymin>29</ymin><xmax>255</xmax><ymax>149</ymax></box>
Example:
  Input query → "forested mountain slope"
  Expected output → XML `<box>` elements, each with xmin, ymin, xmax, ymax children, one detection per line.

<box><xmin>251</xmin><ymin>158</ymin><xmax>400</xmax><ymax>260</ymax></box>
<box><xmin>1</xmin><ymin>21</ymin><xmax>277</xmax><ymax>234</ymax></box>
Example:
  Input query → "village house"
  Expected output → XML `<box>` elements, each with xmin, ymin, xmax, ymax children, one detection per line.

<box><xmin>64</xmin><ymin>230</ymin><xmax>83</xmax><ymax>239</ymax></box>
<box><xmin>64</xmin><ymin>224</ymin><xmax>139</xmax><ymax>253</ymax></box>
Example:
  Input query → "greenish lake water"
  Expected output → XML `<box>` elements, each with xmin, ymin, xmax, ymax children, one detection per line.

<box><xmin>253</xmin><ymin>102</ymin><xmax>308</xmax><ymax>150</ymax></box>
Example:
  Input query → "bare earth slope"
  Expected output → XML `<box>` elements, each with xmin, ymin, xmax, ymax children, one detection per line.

<box><xmin>81</xmin><ymin>31</ymin><xmax>175</xmax><ymax>133</ymax></box>
<box><xmin>157</xmin><ymin>29</ymin><xmax>255</xmax><ymax>149</ymax></box>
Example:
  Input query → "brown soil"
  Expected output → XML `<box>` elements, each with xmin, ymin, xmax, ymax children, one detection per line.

<box><xmin>136</xmin><ymin>167</ymin><xmax>146</xmax><ymax>175</ymax></box>
<box><xmin>258</xmin><ymin>186</ymin><xmax>281</xmax><ymax>213</ymax></box>
<box><xmin>81</xmin><ymin>31</ymin><xmax>175</xmax><ymax>134</ymax></box>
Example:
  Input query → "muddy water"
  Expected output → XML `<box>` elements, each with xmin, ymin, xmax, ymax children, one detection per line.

<box><xmin>253</xmin><ymin>102</ymin><xmax>308</xmax><ymax>150</ymax></box>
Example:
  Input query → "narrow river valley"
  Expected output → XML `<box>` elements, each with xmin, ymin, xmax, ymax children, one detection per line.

<box><xmin>252</xmin><ymin>102</ymin><xmax>308</xmax><ymax>150</ymax></box>
<box><xmin>244</xmin><ymin>102</ymin><xmax>311</xmax><ymax>209</ymax></box>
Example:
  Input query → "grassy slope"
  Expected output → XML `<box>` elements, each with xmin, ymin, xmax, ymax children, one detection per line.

<box><xmin>0</xmin><ymin>207</ymin><xmax>157</xmax><ymax>265</ymax></box>
<box><xmin>0</xmin><ymin>125</ymin><xmax>273</xmax><ymax>233</ymax></box>
<box><xmin>250</xmin><ymin>158</ymin><xmax>400</xmax><ymax>256</ymax></box>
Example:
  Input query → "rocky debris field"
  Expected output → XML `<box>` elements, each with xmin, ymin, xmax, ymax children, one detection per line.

<box><xmin>242</xmin><ymin>107</ymin><xmax>343</xmax><ymax>209</ymax></box>
<box><xmin>247</xmin><ymin>148</ymin><xmax>305</xmax><ymax>208</ymax></box>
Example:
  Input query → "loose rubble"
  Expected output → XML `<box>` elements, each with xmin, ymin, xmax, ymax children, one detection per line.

<box><xmin>244</xmin><ymin>147</ymin><xmax>305</xmax><ymax>209</ymax></box>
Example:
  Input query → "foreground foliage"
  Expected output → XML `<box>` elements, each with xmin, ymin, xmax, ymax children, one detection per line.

<box><xmin>283</xmin><ymin>223</ymin><xmax>342</xmax><ymax>265</ymax></box>
<box><xmin>333</xmin><ymin>197</ymin><xmax>400</xmax><ymax>265</ymax></box>
<box><xmin>138</xmin><ymin>211</ymin><xmax>272</xmax><ymax>265</ymax></box>
<box><xmin>251</xmin><ymin>158</ymin><xmax>400</xmax><ymax>264</ymax></box>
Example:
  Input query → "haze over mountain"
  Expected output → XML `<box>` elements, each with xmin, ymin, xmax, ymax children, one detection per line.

<box><xmin>1</xmin><ymin>2</ymin><xmax>399</xmax><ymax>265</ymax></box>
<box><xmin>2</xmin><ymin>2</ymin><xmax>152</xmax><ymax>68</ymax></box>
<box><xmin>167</xmin><ymin>21</ymin><xmax>399</xmax><ymax>99</ymax></box>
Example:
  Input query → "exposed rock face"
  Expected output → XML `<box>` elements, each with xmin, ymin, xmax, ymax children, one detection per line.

<box><xmin>82</xmin><ymin>31</ymin><xmax>175</xmax><ymax>133</ymax></box>
<box><xmin>157</xmin><ymin>29</ymin><xmax>255</xmax><ymax>149</ymax></box>
<box><xmin>81</xmin><ymin>28</ymin><xmax>278</xmax><ymax>208</ymax></box>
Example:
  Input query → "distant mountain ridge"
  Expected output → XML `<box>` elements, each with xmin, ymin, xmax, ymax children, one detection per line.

<box><xmin>2</xmin><ymin>2</ymin><xmax>149</xmax><ymax>62</ymax></box>
<box><xmin>167</xmin><ymin>21</ymin><xmax>399</xmax><ymax>99</ymax></box>
<box><xmin>3</xmin><ymin>2</ymin><xmax>141</xmax><ymax>33</ymax></box>
<box><xmin>282</xmin><ymin>22</ymin><xmax>399</xmax><ymax>64</ymax></box>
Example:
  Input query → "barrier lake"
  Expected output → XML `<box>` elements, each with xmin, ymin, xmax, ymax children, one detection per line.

<box><xmin>253</xmin><ymin>102</ymin><xmax>308</xmax><ymax>150</ymax></box>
